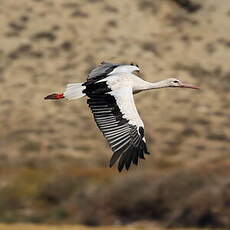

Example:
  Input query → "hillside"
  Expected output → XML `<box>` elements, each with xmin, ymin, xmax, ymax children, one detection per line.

<box><xmin>0</xmin><ymin>0</ymin><xmax>229</xmax><ymax>228</ymax></box>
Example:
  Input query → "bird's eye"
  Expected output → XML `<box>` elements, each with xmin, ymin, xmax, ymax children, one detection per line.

<box><xmin>173</xmin><ymin>80</ymin><xmax>179</xmax><ymax>83</ymax></box>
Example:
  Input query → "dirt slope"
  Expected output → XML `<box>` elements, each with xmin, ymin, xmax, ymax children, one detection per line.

<box><xmin>1</xmin><ymin>0</ymin><xmax>229</xmax><ymax>170</ymax></box>
<box><xmin>0</xmin><ymin>0</ymin><xmax>230</xmax><ymax>227</ymax></box>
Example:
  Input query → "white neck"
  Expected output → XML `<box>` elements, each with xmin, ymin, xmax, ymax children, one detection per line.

<box><xmin>137</xmin><ymin>79</ymin><xmax>169</xmax><ymax>91</ymax></box>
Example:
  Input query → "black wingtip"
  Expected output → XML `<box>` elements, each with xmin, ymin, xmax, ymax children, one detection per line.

<box><xmin>125</xmin><ymin>151</ymin><xmax>133</xmax><ymax>170</ymax></box>
<box><xmin>109</xmin><ymin>151</ymin><xmax>123</xmax><ymax>168</ymax></box>
<box><xmin>118</xmin><ymin>162</ymin><xmax>124</xmax><ymax>172</ymax></box>
<box><xmin>109</xmin><ymin>162</ymin><xmax>123</xmax><ymax>172</ymax></box>
<box><xmin>118</xmin><ymin>164</ymin><xmax>124</xmax><ymax>172</ymax></box>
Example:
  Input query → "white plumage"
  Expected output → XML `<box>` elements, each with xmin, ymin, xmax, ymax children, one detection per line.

<box><xmin>64</xmin><ymin>83</ymin><xmax>85</xmax><ymax>100</ymax></box>
<box><xmin>109</xmin><ymin>87</ymin><xmax>144</xmax><ymax>128</ymax></box>
<box><xmin>45</xmin><ymin>61</ymin><xmax>199</xmax><ymax>172</ymax></box>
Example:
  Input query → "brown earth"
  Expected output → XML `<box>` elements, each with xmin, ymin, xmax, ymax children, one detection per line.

<box><xmin>0</xmin><ymin>223</ymin><xmax>221</xmax><ymax>230</ymax></box>
<box><xmin>0</xmin><ymin>0</ymin><xmax>230</xmax><ymax>228</ymax></box>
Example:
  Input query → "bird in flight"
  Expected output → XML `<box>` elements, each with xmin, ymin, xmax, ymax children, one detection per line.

<box><xmin>45</xmin><ymin>62</ymin><xmax>199</xmax><ymax>172</ymax></box>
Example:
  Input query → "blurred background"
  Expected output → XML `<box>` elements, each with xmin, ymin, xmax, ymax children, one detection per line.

<box><xmin>0</xmin><ymin>0</ymin><xmax>230</xmax><ymax>229</ymax></box>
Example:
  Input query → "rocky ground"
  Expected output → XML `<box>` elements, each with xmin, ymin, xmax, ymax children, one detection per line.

<box><xmin>0</xmin><ymin>0</ymin><xmax>229</xmax><ymax>228</ymax></box>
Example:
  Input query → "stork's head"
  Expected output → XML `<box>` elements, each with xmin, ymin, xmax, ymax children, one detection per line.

<box><xmin>166</xmin><ymin>78</ymin><xmax>200</xmax><ymax>89</ymax></box>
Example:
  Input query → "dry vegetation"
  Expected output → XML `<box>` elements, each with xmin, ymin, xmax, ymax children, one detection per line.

<box><xmin>0</xmin><ymin>0</ymin><xmax>230</xmax><ymax>228</ymax></box>
<box><xmin>0</xmin><ymin>164</ymin><xmax>229</xmax><ymax>227</ymax></box>
<box><xmin>0</xmin><ymin>224</ymin><xmax>223</xmax><ymax>230</ymax></box>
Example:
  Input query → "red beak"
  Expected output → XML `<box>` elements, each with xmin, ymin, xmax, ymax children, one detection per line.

<box><xmin>180</xmin><ymin>82</ymin><xmax>200</xmax><ymax>89</ymax></box>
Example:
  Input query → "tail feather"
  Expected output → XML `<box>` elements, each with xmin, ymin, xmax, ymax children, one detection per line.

<box><xmin>64</xmin><ymin>83</ymin><xmax>85</xmax><ymax>100</ymax></box>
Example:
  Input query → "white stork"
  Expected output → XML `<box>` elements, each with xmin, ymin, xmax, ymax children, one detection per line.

<box><xmin>45</xmin><ymin>62</ymin><xmax>199</xmax><ymax>172</ymax></box>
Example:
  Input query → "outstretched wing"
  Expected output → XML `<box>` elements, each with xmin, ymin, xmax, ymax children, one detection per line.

<box><xmin>87</xmin><ymin>62</ymin><xmax>139</xmax><ymax>82</ymax></box>
<box><xmin>87</xmin><ymin>62</ymin><xmax>120</xmax><ymax>80</ymax></box>
<box><xmin>86</xmin><ymin>83</ymin><xmax>150</xmax><ymax>172</ymax></box>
